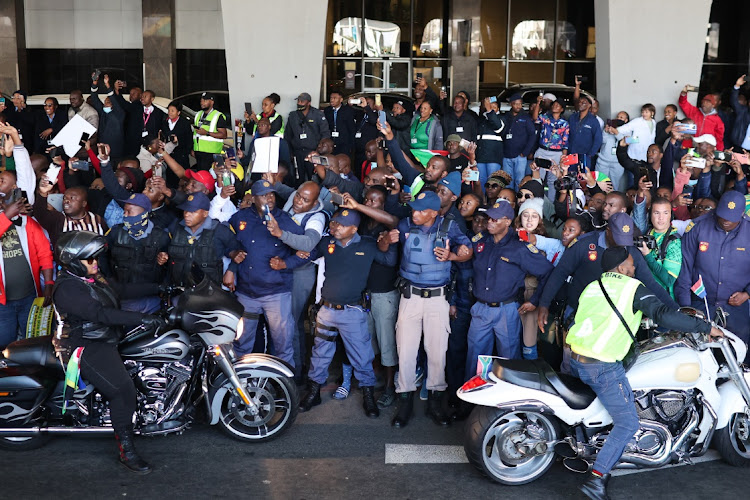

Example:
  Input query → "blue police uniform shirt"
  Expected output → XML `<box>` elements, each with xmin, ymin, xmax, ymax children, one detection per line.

<box><xmin>675</xmin><ymin>213</ymin><xmax>750</xmax><ymax>307</ymax></box>
<box><xmin>397</xmin><ymin>215</ymin><xmax>471</xmax><ymax>288</ymax></box>
<box><xmin>539</xmin><ymin>231</ymin><xmax>679</xmax><ymax>310</ymax></box>
<box><xmin>568</xmin><ymin>111</ymin><xmax>603</xmax><ymax>156</ymax></box>
<box><xmin>167</xmin><ymin>217</ymin><xmax>239</xmax><ymax>262</ymax></box>
<box><xmin>471</xmin><ymin>229</ymin><xmax>553</xmax><ymax>305</ymax></box>
<box><xmin>228</xmin><ymin>205</ymin><xmax>305</xmax><ymax>298</ymax></box>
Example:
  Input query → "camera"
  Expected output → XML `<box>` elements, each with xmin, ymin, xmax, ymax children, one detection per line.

<box><xmin>634</xmin><ymin>234</ymin><xmax>658</xmax><ymax>250</ymax></box>
<box><xmin>554</xmin><ymin>175</ymin><xmax>578</xmax><ymax>192</ymax></box>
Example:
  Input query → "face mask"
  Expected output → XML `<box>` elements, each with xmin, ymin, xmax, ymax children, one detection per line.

<box><xmin>688</xmin><ymin>178</ymin><xmax>699</xmax><ymax>187</ymax></box>
<box><xmin>103</xmin><ymin>106</ymin><xmax>112</xmax><ymax>114</ymax></box>
<box><xmin>297</xmin><ymin>104</ymin><xmax>306</xmax><ymax>111</ymax></box>
<box><xmin>122</xmin><ymin>211</ymin><xmax>150</xmax><ymax>239</ymax></box>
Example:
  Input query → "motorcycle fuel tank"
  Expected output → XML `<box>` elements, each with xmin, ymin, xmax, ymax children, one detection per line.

<box><xmin>120</xmin><ymin>328</ymin><xmax>190</xmax><ymax>363</ymax></box>
<box><xmin>627</xmin><ymin>345</ymin><xmax>702</xmax><ymax>391</ymax></box>
<box><xmin>177</xmin><ymin>279</ymin><xmax>243</xmax><ymax>345</ymax></box>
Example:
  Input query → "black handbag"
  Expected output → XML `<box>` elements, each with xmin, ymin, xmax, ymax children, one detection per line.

<box><xmin>597</xmin><ymin>279</ymin><xmax>640</xmax><ymax>370</ymax></box>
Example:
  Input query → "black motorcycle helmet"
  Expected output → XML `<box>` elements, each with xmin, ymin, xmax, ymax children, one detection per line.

<box><xmin>55</xmin><ymin>230</ymin><xmax>108</xmax><ymax>277</ymax></box>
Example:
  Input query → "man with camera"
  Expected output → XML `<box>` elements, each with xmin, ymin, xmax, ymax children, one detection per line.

<box><xmin>192</xmin><ymin>92</ymin><xmax>228</xmax><ymax>171</ymax></box>
<box><xmin>285</xmin><ymin>92</ymin><xmax>330</xmax><ymax>183</ymax></box>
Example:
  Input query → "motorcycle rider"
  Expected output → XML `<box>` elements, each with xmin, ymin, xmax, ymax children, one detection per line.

<box><xmin>52</xmin><ymin>231</ymin><xmax>166</xmax><ymax>474</ymax></box>
<box><xmin>567</xmin><ymin>246</ymin><xmax>724</xmax><ymax>500</ymax></box>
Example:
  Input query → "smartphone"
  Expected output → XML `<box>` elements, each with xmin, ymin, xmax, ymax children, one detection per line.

<box><xmin>47</xmin><ymin>193</ymin><xmax>64</xmax><ymax>212</ymax></box>
<box><xmin>459</xmin><ymin>138</ymin><xmax>471</xmax><ymax>150</ymax></box>
<box><xmin>79</xmin><ymin>132</ymin><xmax>90</xmax><ymax>147</ymax></box>
<box><xmin>466</xmin><ymin>169</ymin><xmax>480</xmax><ymax>182</ymax></box>
<box><xmin>331</xmin><ymin>192</ymin><xmax>344</xmax><ymax>205</ymax></box>
<box><xmin>92</xmin><ymin>69</ymin><xmax>101</xmax><ymax>82</ymax></box>
<box><xmin>517</xmin><ymin>229</ymin><xmax>529</xmax><ymax>242</ymax></box>
<box><xmin>638</xmin><ymin>166</ymin><xmax>649</xmax><ymax>180</ymax></box>
<box><xmin>416</xmin><ymin>72</ymin><xmax>423</xmax><ymax>79</ymax></box>
<box><xmin>213</xmin><ymin>153</ymin><xmax>226</xmax><ymax>164</ymax></box>
<box><xmin>225</xmin><ymin>146</ymin><xmax>236</xmax><ymax>159</ymax></box>
<box><xmin>7</xmin><ymin>187</ymin><xmax>22</xmax><ymax>203</ymax></box>
<box><xmin>45</xmin><ymin>164</ymin><xmax>61</xmax><ymax>183</ymax></box>
<box><xmin>0</xmin><ymin>97</ymin><xmax>5</xmax><ymax>105</ymax></box>
<box><xmin>733</xmin><ymin>152</ymin><xmax>750</xmax><ymax>165</ymax></box>
<box><xmin>310</xmin><ymin>155</ymin><xmax>329</xmax><ymax>166</ymax></box>
<box><xmin>71</xmin><ymin>160</ymin><xmax>90</xmax><ymax>171</ymax></box>
<box><xmin>121</xmin><ymin>81</ymin><xmax>127</xmax><ymax>88</ymax></box>
<box><xmin>489</xmin><ymin>96</ymin><xmax>497</xmax><ymax>103</ymax></box>
<box><xmin>221</xmin><ymin>171</ymin><xmax>232</xmax><ymax>187</ymax></box>
<box><xmin>244</xmin><ymin>102</ymin><xmax>253</xmax><ymax>115</ymax></box>
<box><xmin>384</xmin><ymin>177</ymin><xmax>397</xmax><ymax>190</ymax></box>
<box><xmin>686</xmin><ymin>157</ymin><xmax>707</xmax><ymax>169</ymax></box>
<box><xmin>675</xmin><ymin>122</ymin><xmax>697</xmax><ymax>135</ymax></box>
<box><xmin>375</xmin><ymin>94</ymin><xmax>382</xmax><ymax>107</ymax></box>
<box><xmin>576</xmin><ymin>75</ymin><xmax>589</xmax><ymax>83</ymax></box>
<box><xmin>714</xmin><ymin>150</ymin><xmax>731</xmax><ymax>162</ymax></box>
<box><xmin>441</xmin><ymin>86</ymin><xmax>447</xmax><ymax>93</ymax></box>
<box><xmin>535</xmin><ymin>158</ymin><xmax>552</xmax><ymax>169</ymax></box>
<box><xmin>687</xmin><ymin>148</ymin><xmax>701</xmax><ymax>158</ymax></box>
<box><xmin>625</xmin><ymin>136</ymin><xmax>640</xmax><ymax>145</ymax></box>
<box><xmin>378</xmin><ymin>110</ymin><xmax>387</xmax><ymax>128</ymax></box>
<box><xmin>20</xmin><ymin>190</ymin><xmax>28</xmax><ymax>201</ymax></box>
<box><xmin>97</xmin><ymin>144</ymin><xmax>107</xmax><ymax>155</ymax></box>
<box><xmin>169</xmin><ymin>134</ymin><xmax>178</xmax><ymax>144</ymax></box>
<box><xmin>682</xmin><ymin>184</ymin><xmax>693</xmax><ymax>195</ymax></box>
<box><xmin>562</xmin><ymin>154</ymin><xmax>579</xmax><ymax>166</ymax></box>
<box><xmin>262</xmin><ymin>204</ymin><xmax>272</xmax><ymax>222</ymax></box>
<box><xmin>685</xmin><ymin>85</ymin><xmax>699</xmax><ymax>92</ymax></box>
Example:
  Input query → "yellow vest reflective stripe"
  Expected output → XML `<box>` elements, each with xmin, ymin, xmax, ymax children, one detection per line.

<box><xmin>251</xmin><ymin>112</ymin><xmax>285</xmax><ymax>138</ymax></box>
<box><xmin>566</xmin><ymin>273</ymin><xmax>643</xmax><ymax>362</ymax></box>
<box><xmin>193</xmin><ymin>109</ymin><xmax>225</xmax><ymax>153</ymax></box>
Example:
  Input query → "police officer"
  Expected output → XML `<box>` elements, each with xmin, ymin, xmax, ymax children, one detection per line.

<box><xmin>165</xmin><ymin>192</ymin><xmax>239</xmax><ymax>287</ymax></box>
<box><xmin>675</xmin><ymin>190</ymin><xmax>750</xmax><ymax>359</ymax></box>
<box><xmin>465</xmin><ymin>201</ymin><xmax>554</xmax><ymax>378</ymax></box>
<box><xmin>104</xmin><ymin>193</ymin><xmax>170</xmax><ymax>313</ymax></box>
<box><xmin>567</xmin><ymin>246</ymin><xmax>722</xmax><ymax>500</ymax></box>
<box><xmin>285</xmin><ymin>92</ymin><xmax>330</xmax><ymax>183</ymax></box>
<box><xmin>226</xmin><ymin>180</ymin><xmax>306</xmax><ymax>366</ymax></box>
<box><xmin>193</xmin><ymin>92</ymin><xmax>229</xmax><ymax>171</ymax></box>
<box><xmin>386</xmin><ymin>191</ymin><xmax>473</xmax><ymax>428</ymax></box>
<box><xmin>296</xmin><ymin>209</ymin><xmax>396</xmax><ymax>417</ymax></box>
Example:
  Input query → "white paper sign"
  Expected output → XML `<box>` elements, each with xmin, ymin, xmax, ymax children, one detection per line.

<box><xmin>51</xmin><ymin>114</ymin><xmax>97</xmax><ymax>158</ymax></box>
<box><xmin>251</xmin><ymin>136</ymin><xmax>280</xmax><ymax>173</ymax></box>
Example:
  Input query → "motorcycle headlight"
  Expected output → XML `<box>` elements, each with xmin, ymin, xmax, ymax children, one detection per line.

<box><xmin>235</xmin><ymin>317</ymin><xmax>244</xmax><ymax>341</ymax></box>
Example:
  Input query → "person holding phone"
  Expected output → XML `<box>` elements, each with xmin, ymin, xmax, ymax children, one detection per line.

<box><xmin>730</xmin><ymin>74</ymin><xmax>750</xmax><ymax>150</ymax></box>
<box><xmin>161</xmin><ymin>101</ymin><xmax>193</xmax><ymax>178</ymax></box>
<box><xmin>244</xmin><ymin>93</ymin><xmax>284</xmax><ymax>138</ymax></box>
<box><xmin>34</xmin><ymin>97</ymin><xmax>67</xmax><ymax>154</ymax></box>
<box><xmin>285</xmin><ymin>92</ymin><xmax>330</xmax><ymax>183</ymax></box>
<box><xmin>606</xmin><ymin>103</ymin><xmax>656</xmax><ymax>162</ymax></box>
<box><xmin>567</xmin><ymin>94</ymin><xmax>602</xmax><ymax>170</ymax></box>
<box><xmin>475</xmin><ymin>97</ymin><xmax>505</xmax><ymax>191</ymax></box>
<box><xmin>531</xmin><ymin>97</ymin><xmax>569</xmax><ymax>168</ymax></box>
<box><xmin>68</xmin><ymin>89</ymin><xmax>99</xmax><ymax>130</ymax></box>
<box><xmin>323</xmin><ymin>91</ymin><xmax>355</xmax><ymax>156</ymax></box>
<box><xmin>678</xmin><ymin>85</ymin><xmax>725</xmax><ymax>150</ymax></box>
<box><xmin>90</xmin><ymin>74</ymin><xmax>125</xmax><ymax>162</ymax></box>
<box><xmin>501</xmin><ymin>94</ymin><xmax>536</xmax><ymax>191</ymax></box>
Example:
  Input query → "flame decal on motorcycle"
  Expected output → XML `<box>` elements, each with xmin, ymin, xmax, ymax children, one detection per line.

<box><xmin>0</xmin><ymin>402</ymin><xmax>32</xmax><ymax>421</ymax></box>
<box><xmin>190</xmin><ymin>310</ymin><xmax>239</xmax><ymax>342</ymax></box>
<box><xmin>120</xmin><ymin>330</ymin><xmax>190</xmax><ymax>361</ymax></box>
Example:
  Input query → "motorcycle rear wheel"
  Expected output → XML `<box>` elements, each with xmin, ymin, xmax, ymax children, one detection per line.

<box><xmin>218</xmin><ymin>375</ymin><xmax>298</xmax><ymax>442</ymax></box>
<box><xmin>714</xmin><ymin>412</ymin><xmax>750</xmax><ymax>467</ymax></box>
<box><xmin>464</xmin><ymin>406</ymin><xmax>558</xmax><ymax>485</ymax></box>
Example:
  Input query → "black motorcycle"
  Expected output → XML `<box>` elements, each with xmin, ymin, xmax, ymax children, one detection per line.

<box><xmin>0</xmin><ymin>278</ymin><xmax>298</xmax><ymax>450</ymax></box>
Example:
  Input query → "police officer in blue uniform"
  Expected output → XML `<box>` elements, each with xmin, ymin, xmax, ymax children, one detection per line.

<box><xmin>226</xmin><ymin>180</ymin><xmax>306</xmax><ymax>366</ymax></box>
<box><xmin>675</xmin><ymin>190</ymin><xmax>750</xmax><ymax>359</ymax></box>
<box><xmin>465</xmin><ymin>201</ymin><xmax>554</xmax><ymax>379</ymax></box>
<box><xmin>295</xmin><ymin>209</ymin><xmax>397</xmax><ymax>417</ymax></box>
<box><xmin>388</xmin><ymin>191</ymin><xmax>473</xmax><ymax>428</ymax></box>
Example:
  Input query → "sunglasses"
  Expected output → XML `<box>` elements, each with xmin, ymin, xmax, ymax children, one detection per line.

<box><xmin>84</xmin><ymin>257</ymin><xmax>98</xmax><ymax>264</ymax></box>
<box><xmin>517</xmin><ymin>192</ymin><xmax>534</xmax><ymax>200</ymax></box>
<box><xmin>485</xmin><ymin>182</ymin><xmax>501</xmax><ymax>188</ymax></box>
<box><xmin>695</xmin><ymin>205</ymin><xmax>714</xmax><ymax>211</ymax></box>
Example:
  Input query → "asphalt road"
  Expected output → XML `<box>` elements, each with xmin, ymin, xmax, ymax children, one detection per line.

<box><xmin>2</xmin><ymin>381</ymin><xmax>748</xmax><ymax>499</ymax></box>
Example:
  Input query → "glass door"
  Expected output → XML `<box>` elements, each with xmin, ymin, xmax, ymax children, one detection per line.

<box><xmin>363</xmin><ymin>59</ymin><xmax>411</xmax><ymax>94</ymax></box>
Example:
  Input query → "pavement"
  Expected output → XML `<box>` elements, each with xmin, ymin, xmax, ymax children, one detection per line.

<box><xmin>2</xmin><ymin>380</ymin><xmax>748</xmax><ymax>499</ymax></box>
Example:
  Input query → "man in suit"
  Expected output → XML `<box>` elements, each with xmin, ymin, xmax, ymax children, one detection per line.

<box><xmin>112</xmin><ymin>82</ymin><xmax>165</xmax><ymax>156</ymax></box>
<box><xmin>323</xmin><ymin>91</ymin><xmax>355</xmax><ymax>156</ymax></box>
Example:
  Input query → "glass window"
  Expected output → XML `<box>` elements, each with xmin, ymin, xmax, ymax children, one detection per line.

<box><xmin>324</xmin><ymin>59</ymin><xmax>362</xmax><ymax>98</ymax></box>
<box><xmin>364</xmin><ymin>0</ymin><xmax>411</xmax><ymax>57</ymax></box>
<box><xmin>479</xmin><ymin>0</ymin><xmax>509</xmax><ymax>59</ymax></box>
<box><xmin>326</xmin><ymin>0</ymin><xmax>363</xmax><ymax>57</ymax></box>
<box><xmin>556</xmin><ymin>61</ymin><xmax>596</xmax><ymax>91</ymax></box>
<box><xmin>703</xmin><ymin>0</ymin><xmax>750</xmax><ymax>63</ymax></box>
<box><xmin>509</xmin><ymin>0</ymin><xmax>556</xmax><ymax>60</ymax></box>
<box><xmin>413</xmin><ymin>0</ymin><xmax>447</xmax><ymax>58</ymax></box>
<box><xmin>508</xmin><ymin>62</ymin><xmax>554</xmax><ymax>85</ymax></box>
<box><xmin>413</xmin><ymin>60</ymin><xmax>447</xmax><ymax>95</ymax></box>
<box><xmin>479</xmin><ymin>61</ymin><xmax>507</xmax><ymax>99</ymax></box>
<box><xmin>558</xmin><ymin>0</ymin><xmax>595</xmax><ymax>60</ymax></box>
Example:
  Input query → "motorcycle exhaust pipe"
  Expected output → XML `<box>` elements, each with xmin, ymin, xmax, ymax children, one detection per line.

<box><xmin>618</xmin><ymin>409</ymin><xmax>700</xmax><ymax>468</ymax></box>
<box><xmin>0</xmin><ymin>427</ymin><xmax>114</xmax><ymax>437</ymax></box>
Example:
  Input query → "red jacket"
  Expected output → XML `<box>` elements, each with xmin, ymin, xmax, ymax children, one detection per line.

<box><xmin>0</xmin><ymin>214</ymin><xmax>54</xmax><ymax>305</ymax></box>
<box><xmin>678</xmin><ymin>93</ymin><xmax>725</xmax><ymax>150</ymax></box>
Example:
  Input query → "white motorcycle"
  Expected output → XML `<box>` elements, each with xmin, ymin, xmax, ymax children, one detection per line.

<box><xmin>458</xmin><ymin>310</ymin><xmax>750</xmax><ymax>485</ymax></box>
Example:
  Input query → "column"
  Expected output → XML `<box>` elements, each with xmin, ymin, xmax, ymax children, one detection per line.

<box><xmin>142</xmin><ymin>0</ymin><xmax>176</xmax><ymax>99</ymax></box>
<box><xmin>449</xmin><ymin>0</ymin><xmax>482</xmax><ymax>102</ymax></box>
<box><xmin>594</xmin><ymin>0</ymin><xmax>712</xmax><ymax>118</ymax></box>
<box><xmin>0</xmin><ymin>1</ymin><xmax>23</xmax><ymax>93</ymax></box>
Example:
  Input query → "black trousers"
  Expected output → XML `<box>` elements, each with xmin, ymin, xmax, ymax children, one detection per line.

<box><xmin>80</xmin><ymin>343</ymin><xmax>137</xmax><ymax>433</ymax></box>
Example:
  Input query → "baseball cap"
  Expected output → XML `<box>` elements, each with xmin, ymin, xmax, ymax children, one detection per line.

<box><xmin>200</xmin><ymin>92</ymin><xmax>216</xmax><ymax>101</ymax></box>
<box><xmin>439</xmin><ymin>171</ymin><xmax>462</xmax><ymax>196</ymax></box>
<box><xmin>716</xmin><ymin>190</ymin><xmax>746</xmax><ymax>222</ymax></box>
<box><xmin>250</xmin><ymin>179</ymin><xmax>277</xmax><ymax>196</ymax></box>
<box><xmin>508</xmin><ymin>93</ymin><xmax>523</xmax><ymax>103</ymax></box>
<box><xmin>177</xmin><ymin>192</ymin><xmax>210</xmax><ymax>212</ymax></box>
<box><xmin>701</xmin><ymin>94</ymin><xmax>717</xmax><ymax>107</ymax></box>
<box><xmin>693</xmin><ymin>134</ymin><xmax>717</xmax><ymax>147</ymax></box>
<box><xmin>444</xmin><ymin>134</ymin><xmax>462</xmax><ymax>147</ymax></box>
<box><xmin>601</xmin><ymin>246</ymin><xmax>630</xmax><ymax>272</ymax></box>
<box><xmin>580</xmin><ymin>94</ymin><xmax>594</xmax><ymax>105</ymax></box>
<box><xmin>542</xmin><ymin>93</ymin><xmax>557</xmax><ymax>101</ymax></box>
<box><xmin>608</xmin><ymin>212</ymin><xmax>635</xmax><ymax>246</ymax></box>
<box><xmin>485</xmin><ymin>200</ymin><xmax>515</xmax><ymax>220</ymax></box>
<box><xmin>331</xmin><ymin>208</ymin><xmax>361</xmax><ymax>227</ymax></box>
<box><xmin>408</xmin><ymin>191</ymin><xmax>441</xmax><ymax>212</ymax></box>
<box><xmin>296</xmin><ymin>92</ymin><xmax>312</xmax><ymax>102</ymax></box>
<box><xmin>185</xmin><ymin>169</ymin><xmax>216</xmax><ymax>193</ymax></box>
<box><xmin>118</xmin><ymin>193</ymin><xmax>151</xmax><ymax>212</ymax></box>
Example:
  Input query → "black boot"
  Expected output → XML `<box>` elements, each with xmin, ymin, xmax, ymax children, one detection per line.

<box><xmin>116</xmin><ymin>428</ymin><xmax>152</xmax><ymax>474</ymax></box>
<box><xmin>579</xmin><ymin>472</ymin><xmax>611</xmax><ymax>500</ymax></box>
<box><xmin>426</xmin><ymin>390</ymin><xmax>450</xmax><ymax>426</ymax></box>
<box><xmin>391</xmin><ymin>391</ymin><xmax>414</xmax><ymax>428</ymax></box>
<box><xmin>361</xmin><ymin>386</ymin><xmax>379</xmax><ymax>418</ymax></box>
<box><xmin>299</xmin><ymin>381</ymin><xmax>322</xmax><ymax>412</ymax></box>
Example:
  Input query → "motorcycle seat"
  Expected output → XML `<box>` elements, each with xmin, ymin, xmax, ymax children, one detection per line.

<box><xmin>2</xmin><ymin>336</ymin><xmax>60</xmax><ymax>369</ymax></box>
<box><xmin>492</xmin><ymin>359</ymin><xmax>597</xmax><ymax>410</ymax></box>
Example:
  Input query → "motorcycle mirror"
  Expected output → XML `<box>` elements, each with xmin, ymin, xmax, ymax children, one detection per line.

<box><xmin>714</xmin><ymin>307</ymin><xmax>728</xmax><ymax>328</ymax></box>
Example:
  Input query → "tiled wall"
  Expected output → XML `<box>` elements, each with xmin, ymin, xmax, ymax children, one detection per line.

<box><xmin>175</xmin><ymin>0</ymin><xmax>224</xmax><ymax>49</ymax></box>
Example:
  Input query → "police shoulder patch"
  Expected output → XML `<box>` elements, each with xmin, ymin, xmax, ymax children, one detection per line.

<box><xmin>526</xmin><ymin>243</ymin><xmax>539</xmax><ymax>253</ymax></box>
<box><xmin>684</xmin><ymin>221</ymin><xmax>695</xmax><ymax>233</ymax></box>
<box><xmin>471</xmin><ymin>232</ymin><xmax>483</xmax><ymax>243</ymax></box>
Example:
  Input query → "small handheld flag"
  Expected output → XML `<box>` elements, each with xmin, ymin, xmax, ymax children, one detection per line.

<box><xmin>691</xmin><ymin>275</ymin><xmax>710</xmax><ymax>318</ymax></box>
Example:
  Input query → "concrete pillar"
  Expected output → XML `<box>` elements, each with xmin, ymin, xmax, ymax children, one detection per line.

<box><xmin>220</xmin><ymin>0</ymin><xmax>328</xmax><ymax>126</ymax></box>
<box><xmin>449</xmin><ymin>0</ymin><xmax>481</xmax><ymax>102</ymax></box>
<box><xmin>0</xmin><ymin>0</ymin><xmax>23</xmax><ymax>93</ymax></box>
<box><xmin>142</xmin><ymin>0</ymin><xmax>176</xmax><ymax>99</ymax></box>
<box><xmin>594</xmin><ymin>0</ymin><xmax>712</xmax><ymax>118</ymax></box>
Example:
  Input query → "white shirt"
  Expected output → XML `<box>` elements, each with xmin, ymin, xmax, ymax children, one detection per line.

<box><xmin>616</xmin><ymin>117</ymin><xmax>656</xmax><ymax>161</ymax></box>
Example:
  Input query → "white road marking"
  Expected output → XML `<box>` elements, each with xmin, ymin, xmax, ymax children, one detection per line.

<box><xmin>611</xmin><ymin>450</ymin><xmax>721</xmax><ymax>476</ymax></box>
<box><xmin>385</xmin><ymin>444</ymin><xmax>468</xmax><ymax>464</ymax></box>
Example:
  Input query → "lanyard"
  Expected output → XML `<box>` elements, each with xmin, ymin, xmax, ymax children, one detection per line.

<box><xmin>143</xmin><ymin>109</ymin><xmax>152</xmax><ymax>128</ymax></box>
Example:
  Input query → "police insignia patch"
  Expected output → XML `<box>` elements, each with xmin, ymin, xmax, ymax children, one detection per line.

<box><xmin>342</xmin><ymin>210</ymin><xmax>349</xmax><ymax>216</ymax></box>
<box><xmin>263</xmin><ymin>181</ymin><xmax>270</xmax><ymax>187</ymax></box>
<box><xmin>187</xmin><ymin>195</ymin><xmax>194</xmax><ymax>201</ymax></box>
<box><xmin>526</xmin><ymin>243</ymin><xmax>539</xmax><ymax>253</ymax></box>
<box><xmin>129</xmin><ymin>194</ymin><xmax>136</xmax><ymax>199</ymax></box>
<box><xmin>588</xmin><ymin>243</ymin><xmax>596</xmax><ymax>251</ymax></box>
<box><xmin>418</xmin><ymin>193</ymin><xmax>426</xmax><ymax>200</ymax></box>
<box><xmin>729</xmin><ymin>201</ymin><xmax>736</xmax><ymax>210</ymax></box>
<box><xmin>239</xmin><ymin>221</ymin><xmax>246</xmax><ymax>231</ymax></box>
<box><xmin>685</xmin><ymin>221</ymin><xmax>695</xmax><ymax>233</ymax></box>
<box><xmin>622</xmin><ymin>225</ymin><xmax>630</xmax><ymax>233</ymax></box>
<box><xmin>588</xmin><ymin>250</ymin><xmax>597</xmax><ymax>261</ymax></box>
<box><xmin>477</xmin><ymin>243</ymin><xmax>484</xmax><ymax>253</ymax></box>
<box><xmin>471</xmin><ymin>232</ymin><xmax>483</xmax><ymax>242</ymax></box>
<box><xmin>699</xmin><ymin>241</ymin><xmax>709</xmax><ymax>252</ymax></box>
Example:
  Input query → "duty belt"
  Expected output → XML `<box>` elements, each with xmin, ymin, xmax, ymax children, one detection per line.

<box><xmin>408</xmin><ymin>286</ymin><xmax>446</xmax><ymax>298</ymax></box>
<box><xmin>321</xmin><ymin>300</ymin><xmax>359</xmax><ymax>310</ymax></box>
<box><xmin>476</xmin><ymin>298</ymin><xmax>517</xmax><ymax>307</ymax></box>
<box><xmin>315</xmin><ymin>321</ymin><xmax>339</xmax><ymax>342</ymax></box>
<box><xmin>570</xmin><ymin>351</ymin><xmax>602</xmax><ymax>364</ymax></box>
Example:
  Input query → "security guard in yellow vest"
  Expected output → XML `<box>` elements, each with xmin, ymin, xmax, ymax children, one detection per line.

<box><xmin>193</xmin><ymin>92</ymin><xmax>229</xmax><ymax>171</ymax></box>
<box><xmin>567</xmin><ymin>246</ymin><xmax>722</xmax><ymax>500</ymax></box>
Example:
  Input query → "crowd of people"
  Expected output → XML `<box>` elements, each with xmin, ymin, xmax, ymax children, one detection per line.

<box><xmin>1</xmin><ymin>71</ymin><xmax>750</xmax><ymax>480</ymax></box>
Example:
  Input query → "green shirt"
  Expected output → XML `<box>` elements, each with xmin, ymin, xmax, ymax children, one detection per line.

<box><xmin>410</xmin><ymin>117</ymin><xmax>432</xmax><ymax>149</ymax></box>
<box><xmin>644</xmin><ymin>228</ymin><xmax>681</xmax><ymax>298</ymax></box>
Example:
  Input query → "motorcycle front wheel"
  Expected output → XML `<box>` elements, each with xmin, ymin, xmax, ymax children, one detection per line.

<box><xmin>218</xmin><ymin>375</ymin><xmax>298</xmax><ymax>442</ymax></box>
<box><xmin>714</xmin><ymin>412</ymin><xmax>750</xmax><ymax>467</ymax></box>
<box><xmin>464</xmin><ymin>406</ymin><xmax>559</xmax><ymax>485</ymax></box>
